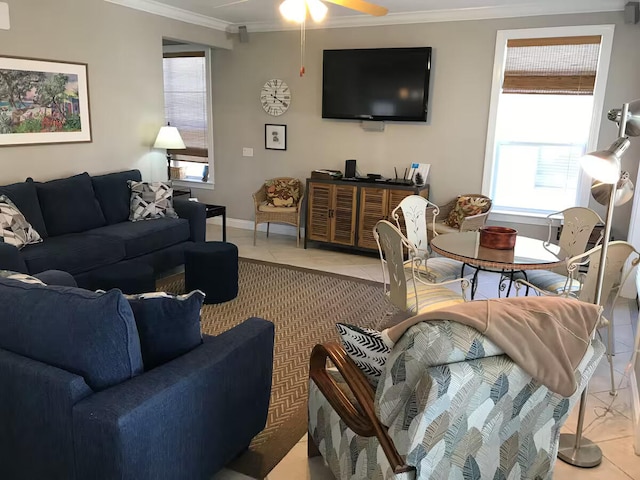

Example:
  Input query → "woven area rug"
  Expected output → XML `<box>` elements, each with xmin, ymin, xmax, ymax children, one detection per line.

<box><xmin>157</xmin><ymin>258</ymin><xmax>405</xmax><ymax>479</ymax></box>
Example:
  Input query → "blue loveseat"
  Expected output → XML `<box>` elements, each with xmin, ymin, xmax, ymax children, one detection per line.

<box><xmin>0</xmin><ymin>169</ymin><xmax>206</xmax><ymax>287</ymax></box>
<box><xmin>0</xmin><ymin>275</ymin><xmax>275</xmax><ymax>480</ymax></box>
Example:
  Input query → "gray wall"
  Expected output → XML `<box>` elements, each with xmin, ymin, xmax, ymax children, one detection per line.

<box><xmin>204</xmin><ymin>12</ymin><xmax>640</xmax><ymax>240</ymax></box>
<box><xmin>1</xmin><ymin>2</ymin><xmax>638</xmax><ymax>239</ymax></box>
<box><xmin>0</xmin><ymin>0</ymin><xmax>230</xmax><ymax>184</ymax></box>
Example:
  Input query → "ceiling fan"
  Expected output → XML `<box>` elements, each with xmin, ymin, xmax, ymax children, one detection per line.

<box><xmin>213</xmin><ymin>0</ymin><xmax>388</xmax><ymax>23</ymax></box>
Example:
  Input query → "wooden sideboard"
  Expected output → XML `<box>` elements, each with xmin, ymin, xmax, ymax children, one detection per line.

<box><xmin>304</xmin><ymin>178</ymin><xmax>429</xmax><ymax>251</ymax></box>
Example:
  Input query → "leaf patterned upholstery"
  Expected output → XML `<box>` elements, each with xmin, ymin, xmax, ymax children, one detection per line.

<box><xmin>309</xmin><ymin>320</ymin><xmax>604</xmax><ymax>480</ymax></box>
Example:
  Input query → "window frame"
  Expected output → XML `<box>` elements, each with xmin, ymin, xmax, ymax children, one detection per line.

<box><xmin>481</xmin><ymin>25</ymin><xmax>615</xmax><ymax>225</ymax></box>
<box><xmin>162</xmin><ymin>44</ymin><xmax>215</xmax><ymax>189</ymax></box>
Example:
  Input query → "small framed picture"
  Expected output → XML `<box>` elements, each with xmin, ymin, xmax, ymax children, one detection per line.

<box><xmin>265</xmin><ymin>124</ymin><xmax>286</xmax><ymax>150</ymax></box>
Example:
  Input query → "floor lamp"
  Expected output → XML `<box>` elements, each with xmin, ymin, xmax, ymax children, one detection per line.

<box><xmin>558</xmin><ymin>98</ymin><xmax>640</xmax><ymax>467</ymax></box>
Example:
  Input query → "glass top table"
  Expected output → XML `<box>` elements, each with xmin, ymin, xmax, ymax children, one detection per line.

<box><xmin>430</xmin><ymin>231</ymin><xmax>565</xmax><ymax>298</ymax></box>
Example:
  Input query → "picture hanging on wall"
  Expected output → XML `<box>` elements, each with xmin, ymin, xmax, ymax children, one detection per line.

<box><xmin>265</xmin><ymin>124</ymin><xmax>286</xmax><ymax>150</ymax></box>
<box><xmin>0</xmin><ymin>55</ymin><xmax>92</xmax><ymax>146</ymax></box>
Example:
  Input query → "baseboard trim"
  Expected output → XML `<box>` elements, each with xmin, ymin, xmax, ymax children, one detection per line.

<box><xmin>206</xmin><ymin>216</ymin><xmax>304</xmax><ymax>237</ymax></box>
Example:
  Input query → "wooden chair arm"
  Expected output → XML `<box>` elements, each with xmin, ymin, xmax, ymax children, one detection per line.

<box><xmin>309</xmin><ymin>342</ymin><xmax>413</xmax><ymax>475</ymax></box>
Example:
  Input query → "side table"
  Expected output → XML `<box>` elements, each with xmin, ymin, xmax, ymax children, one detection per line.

<box><xmin>204</xmin><ymin>204</ymin><xmax>226</xmax><ymax>242</ymax></box>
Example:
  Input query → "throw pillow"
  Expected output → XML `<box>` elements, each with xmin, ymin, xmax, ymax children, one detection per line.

<box><xmin>265</xmin><ymin>178</ymin><xmax>301</xmax><ymax>207</ymax></box>
<box><xmin>0</xmin><ymin>270</ymin><xmax>46</xmax><ymax>285</ymax></box>
<box><xmin>444</xmin><ymin>195</ymin><xmax>490</xmax><ymax>229</ymax></box>
<box><xmin>336</xmin><ymin>323</ymin><xmax>393</xmax><ymax>386</ymax></box>
<box><xmin>128</xmin><ymin>181</ymin><xmax>178</xmax><ymax>222</ymax></box>
<box><xmin>124</xmin><ymin>290</ymin><xmax>205</xmax><ymax>370</ymax></box>
<box><xmin>0</xmin><ymin>195</ymin><xmax>43</xmax><ymax>249</ymax></box>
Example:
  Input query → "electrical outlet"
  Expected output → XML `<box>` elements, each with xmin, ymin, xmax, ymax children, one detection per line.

<box><xmin>242</xmin><ymin>147</ymin><xmax>254</xmax><ymax>157</ymax></box>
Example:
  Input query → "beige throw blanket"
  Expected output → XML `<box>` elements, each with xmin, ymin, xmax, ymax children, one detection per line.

<box><xmin>382</xmin><ymin>297</ymin><xmax>603</xmax><ymax>397</ymax></box>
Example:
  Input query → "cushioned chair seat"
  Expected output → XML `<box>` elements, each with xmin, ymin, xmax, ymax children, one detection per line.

<box><xmin>413</xmin><ymin>256</ymin><xmax>464</xmax><ymax>282</ymax></box>
<box><xmin>516</xmin><ymin>270</ymin><xmax>582</xmax><ymax>295</ymax></box>
<box><xmin>433</xmin><ymin>222</ymin><xmax>459</xmax><ymax>234</ymax></box>
<box><xmin>20</xmin><ymin>233</ymin><xmax>125</xmax><ymax>275</ymax></box>
<box><xmin>404</xmin><ymin>282</ymin><xmax>465</xmax><ymax>314</ymax></box>
<box><xmin>88</xmin><ymin>218</ymin><xmax>190</xmax><ymax>259</ymax></box>
<box><xmin>257</xmin><ymin>201</ymin><xmax>297</xmax><ymax>213</ymax></box>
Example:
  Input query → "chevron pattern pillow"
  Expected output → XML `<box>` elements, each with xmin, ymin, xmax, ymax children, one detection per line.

<box><xmin>0</xmin><ymin>195</ymin><xmax>43</xmax><ymax>249</ymax></box>
<box><xmin>336</xmin><ymin>323</ymin><xmax>392</xmax><ymax>386</ymax></box>
<box><xmin>128</xmin><ymin>181</ymin><xmax>178</xmax><ymax>222</ymax></box>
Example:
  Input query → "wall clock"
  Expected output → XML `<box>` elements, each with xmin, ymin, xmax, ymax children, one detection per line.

<box><xmin>260</xmin><ymin>79</ymin><xmax>291</xmax><ymax>116</ymax></box>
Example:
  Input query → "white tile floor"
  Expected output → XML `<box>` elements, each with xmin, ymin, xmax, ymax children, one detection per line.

<box><xmin>208</xmin><ymin>224</ymin><xmax>640</xmax><ymax>480</ymax></box>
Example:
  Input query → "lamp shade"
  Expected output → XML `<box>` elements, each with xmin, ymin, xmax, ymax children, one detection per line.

<box><xmin>607</xmin><ymin>98</ymin><xmax>640</xmax><ymax>137</ymax></box>
<box><xmin>591</xmin><ymin>171</ymin><xmax>635</xmax><ymax>206</ymax></box>
<box><xmin>279</xmin><ymin>0</ymin><xmax>306</xmax><ymax>23</ymax></box>
<box><xmin>307</xmin><ymin>0</ymin><xmax>328</xmax><ymax>22</ymax></box>
<box><xmin>153</xmin><ymin>125</ymin><xmax>186</xmax><ymax>149</ymax></box>
<box><xmin>580</xmin><ymin>136</ymin><xmax>630</xmax><ymax>184</ymax></box>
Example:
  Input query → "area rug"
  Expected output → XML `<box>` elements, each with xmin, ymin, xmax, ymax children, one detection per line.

<box><xmin>157</xmin><ymin>258</ymin><xmax>405</xmax><ymax>479</ymax></box>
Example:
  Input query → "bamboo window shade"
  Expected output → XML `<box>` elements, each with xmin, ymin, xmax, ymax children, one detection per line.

<box><xmin>502</xmin><ymin>35</ymin><xmax>602</xmax><ymax>95</ymax></box>
<box><xmin>163</xmin><ymin>51</ymin><xmax>209</xmax><ymax>163</ymax></box>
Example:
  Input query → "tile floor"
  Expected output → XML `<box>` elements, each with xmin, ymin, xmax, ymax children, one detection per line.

<box><xmin>208</xmin><ymin>224</ymin><xmax>640</xmax><ymax>480</ymax></box>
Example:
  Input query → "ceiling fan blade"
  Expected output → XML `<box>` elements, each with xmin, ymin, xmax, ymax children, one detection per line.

<box><xmin>322</xmin><ymin>0</ymin><xmax>388</xmax><ymax>16</ymax></box>
<box><xmin>212</xmin><ymin>0</ymin><xmax>249</xmax><ymax>9</ymax></box>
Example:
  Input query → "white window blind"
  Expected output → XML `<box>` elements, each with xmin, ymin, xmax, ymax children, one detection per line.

<box><xmin>162</xmin><ymin>52</ymin><xmax>208</xmax><ymax>163</ymax></box>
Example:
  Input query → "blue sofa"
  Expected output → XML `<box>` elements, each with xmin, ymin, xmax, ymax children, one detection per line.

<box><xmin>0</xmin><ymin>275</ymin><xmax>275</xmax><ymax>480</ymax></box>
<box><xmin>0</xmin><ymin>170</ymin><xmax>206</xmax><ymax>287</ymax></box>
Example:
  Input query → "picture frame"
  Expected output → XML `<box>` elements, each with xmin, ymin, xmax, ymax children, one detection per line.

<box><xmin>265</xmin><ymin>124</ymin><xmax>286</xmax><ymax>151</ymax></box>
<box><xmin>0</xmin><ymin>55</ymin><xmax>92</xmax><ymax>146</ymax></box>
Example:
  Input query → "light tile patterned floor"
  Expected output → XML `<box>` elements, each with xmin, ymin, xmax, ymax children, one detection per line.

<box><xmin>208</xmin><ymin>225</ymin><xmax>640</xmax><ymax>480</ymax></box>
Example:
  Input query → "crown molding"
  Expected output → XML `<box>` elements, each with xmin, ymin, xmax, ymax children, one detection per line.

<box><xmin>106</xmin><ymin>0</ymin><xmax>623</xmax><ymax>33</ymax></box>
<box><xmin>104</xmin><ymin>0</ymin><xmax>232</xmax><ymax>31</ymax></box>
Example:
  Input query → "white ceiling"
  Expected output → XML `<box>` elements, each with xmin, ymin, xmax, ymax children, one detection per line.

<box><xmin>106</xmin><ymin>0</ymin><xmax>625</xmax><ymax>31</ymax></box>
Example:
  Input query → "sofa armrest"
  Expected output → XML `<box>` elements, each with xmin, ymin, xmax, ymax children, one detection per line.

<box><xmin>0</xmin><ymin>243</ymin><xmax>28</xmax><ymax>273</ymax></box>
<box><xmin>72</xmin><ymin>317</ymin><xmax>275</xmax><ymax>480</ymax></box>
<box><xmin>174</xmin><ymin>198</ymin><xmax>206</xmax><ymax>242</ymax></box>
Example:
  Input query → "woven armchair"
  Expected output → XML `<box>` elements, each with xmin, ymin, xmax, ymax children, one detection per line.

<box><xmin>426</xmin><ymin>193</ymin><xmax>492</xmax><ymax>241</ymax></box>
<box><xmin>252</xmin><ymin>177</ymin><xmax>304</xmax><ymax>247</ymax></box>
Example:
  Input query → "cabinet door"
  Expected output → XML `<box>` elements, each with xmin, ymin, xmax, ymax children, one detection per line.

<box><xmin>357</xmin><ymin>187</ymin><xmax>389</xmax><ymax>249</ymax></box>
<box><xmin>307</xmin><ymin>183</ymin><xmax>332</xmax><ymax>242</ymax></box>
<box><xmin>330</xmin><ymin>185</ymin><xmax>357</xmax><ymax>246</ymax></box>
<box><xmin>387</xmin><ymin>189</ymin><xmax>415</xmax><ymax>236</ymax></box>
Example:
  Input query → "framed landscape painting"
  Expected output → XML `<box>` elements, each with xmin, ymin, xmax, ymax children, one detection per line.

<box><xmin>0</xmin><ymin>56</ymin><xmax>91</xmax><ymax>146</ymax></box>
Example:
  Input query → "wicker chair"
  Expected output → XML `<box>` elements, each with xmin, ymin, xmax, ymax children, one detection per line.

<box><xmin>252</xmin><ymin>177</ymin><xmax>304</xmax><ymax>247</ymax></box>
<box><xmin>426</xmin><ymin>193</ymin><xmax>492</xmax><ymax>241</ymax></box>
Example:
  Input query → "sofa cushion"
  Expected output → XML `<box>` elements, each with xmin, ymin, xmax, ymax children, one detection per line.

<box><xmin>128</xmin><ymin>181</ymin><xmax>178</xmax><ymax>222</ymax></box>
<box><xmin>35</xmin><ymin>172</ymin><xmax>107</xmax><ymax>236</ymax></box>
<box><xmin>88</xmin><ymin>218</ymin><xmax>190</xmax><ymax>259</ymax></box>
<box><xmin>124</xmin><ymin>290</ymin><xmax>204</xmax><ymax>370</ymax></box>
<box><xmin>0</xmin><ymin>195</ymin><xmax>43</xmax><ymax>249</ymax></box>
<box><xmin>0</xmin><ymin>179</ymin><xmax>48</xmax><ymax>238</ymax></box>
<box><xmin>0</xmin><ymin>278</ymin><xmax>143</xmax><ymax>391</ymax></box>
<box><xmin>20</xmin><ymin>233</ymin><xmax>125</xmax><ymax>275</ymax></box>
<box><xmin>92</xmin><ymin>170</ymin><xmax>142</xmax><ymax>225</ymax></box>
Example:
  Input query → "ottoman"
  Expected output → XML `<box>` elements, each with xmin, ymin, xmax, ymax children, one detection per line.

<box><xmin>184</xmin><ymin>242</ymin><xmax>238</xmax><ymax>304</ymax></box>
<box><xmin>90</xmin><ymin>262</ymin><xmax>155</xmax><ymax>294</ymax></box>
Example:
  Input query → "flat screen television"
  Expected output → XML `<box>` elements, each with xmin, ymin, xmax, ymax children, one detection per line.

<box><xmin>322</xmin><ymin>47</ymin><xmax>431</xmax><ymax>122</ymax></box>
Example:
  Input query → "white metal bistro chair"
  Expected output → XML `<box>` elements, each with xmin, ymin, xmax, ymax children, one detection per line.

<box><xmin>390</xmin><ymin>195</ymin><xmax>465</xmax><ymax>283</ymax></box>
<box><xmin>516</xmin><ymin>240</ymin><xmax>640</xmax><ymax>396</ymax></box>
<box><xmin>373</xmin><ymin>220</ymin><xmax>469</xmax><ymax>315</ymax></box>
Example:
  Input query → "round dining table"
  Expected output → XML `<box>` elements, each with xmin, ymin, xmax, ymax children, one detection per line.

<box><xmin>430</xmin><ymin>231</ymin><xmax>565</xmax><ymax>299</ymax></box>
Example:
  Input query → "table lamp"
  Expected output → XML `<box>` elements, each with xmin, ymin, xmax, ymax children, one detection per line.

<box><xmin>558</xmin><ymin>98</ymin><xmax>640</xmax><ymax>468</ymax></box>
<box><xmin>153</xmin><ymin>123</ymin><xmax>186</xmax><ymax>182</ymax></box>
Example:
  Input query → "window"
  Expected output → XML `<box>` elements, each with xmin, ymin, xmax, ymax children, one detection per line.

<box><xmin>162</xmin><ymin>47</ymin><xmax>213</xmax><ymax>184</ymax></box>
<box><xmin>482</xmin><ymin>26</ymin><xmax>614</xmax><ymax>222</ymax></box>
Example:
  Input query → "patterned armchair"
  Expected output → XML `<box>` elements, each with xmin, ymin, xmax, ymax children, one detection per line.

<box><xmin>426</xmin><ymin>194</ymin><xmax>492</xmax><ymax>242</ymax></box>
<box><xmin>309</xmin><ymin>320</ymin><xmax>604</xmax><ymax>480</ymax></box>
<box><xmin>252</xmin><ymin>177</ymin><xmax>304</xmax><ymax>247</ymax></box>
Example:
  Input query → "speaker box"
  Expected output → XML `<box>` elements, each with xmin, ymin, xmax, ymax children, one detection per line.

<box><xmin>345</xmin><ymin>159</ymin><xmax>357</xmax><ymax>178</ymax></box>
<box><xmin>238</xmin><ymin>25</ymin><xmax>249</xmax><ymax>42</ymax></box>
<box><xmin>625</xmin><ymin>2</ymin><xmax>639</xmax><ymax>23</ymax></box>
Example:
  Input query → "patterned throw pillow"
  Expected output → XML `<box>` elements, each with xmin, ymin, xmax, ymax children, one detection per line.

<box><xmin>265</xmin><ymin>178</ymin><xmax>301</xmax><ymax>207</ymax></box>
<box><xmin>0</xmin><ymin>195</ymin><xmax>43</xmax><ymax>249</ymax></box>
<box><xmin>123</xmin><ymin>290</ymin><xmax>205</xmax><ymax>370</ymax></box>
<box><xmin>128</xmin><ymin>181</ymin><xmax>178</xmax><ymax>222</ymax></box>
<box><xmin>0</xmin><ymin>270</ymin><xmax>46</xmax><ymax>285</ymax></box>
<box><xmin>336</xmin><ymin>323</ymin><xmax>393</xmax><ymax>386</ymax></box>
<box><xmin>444</xmin><ymin>195</ymin><xmax>490</xmax><ymax>229</ymax></box>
